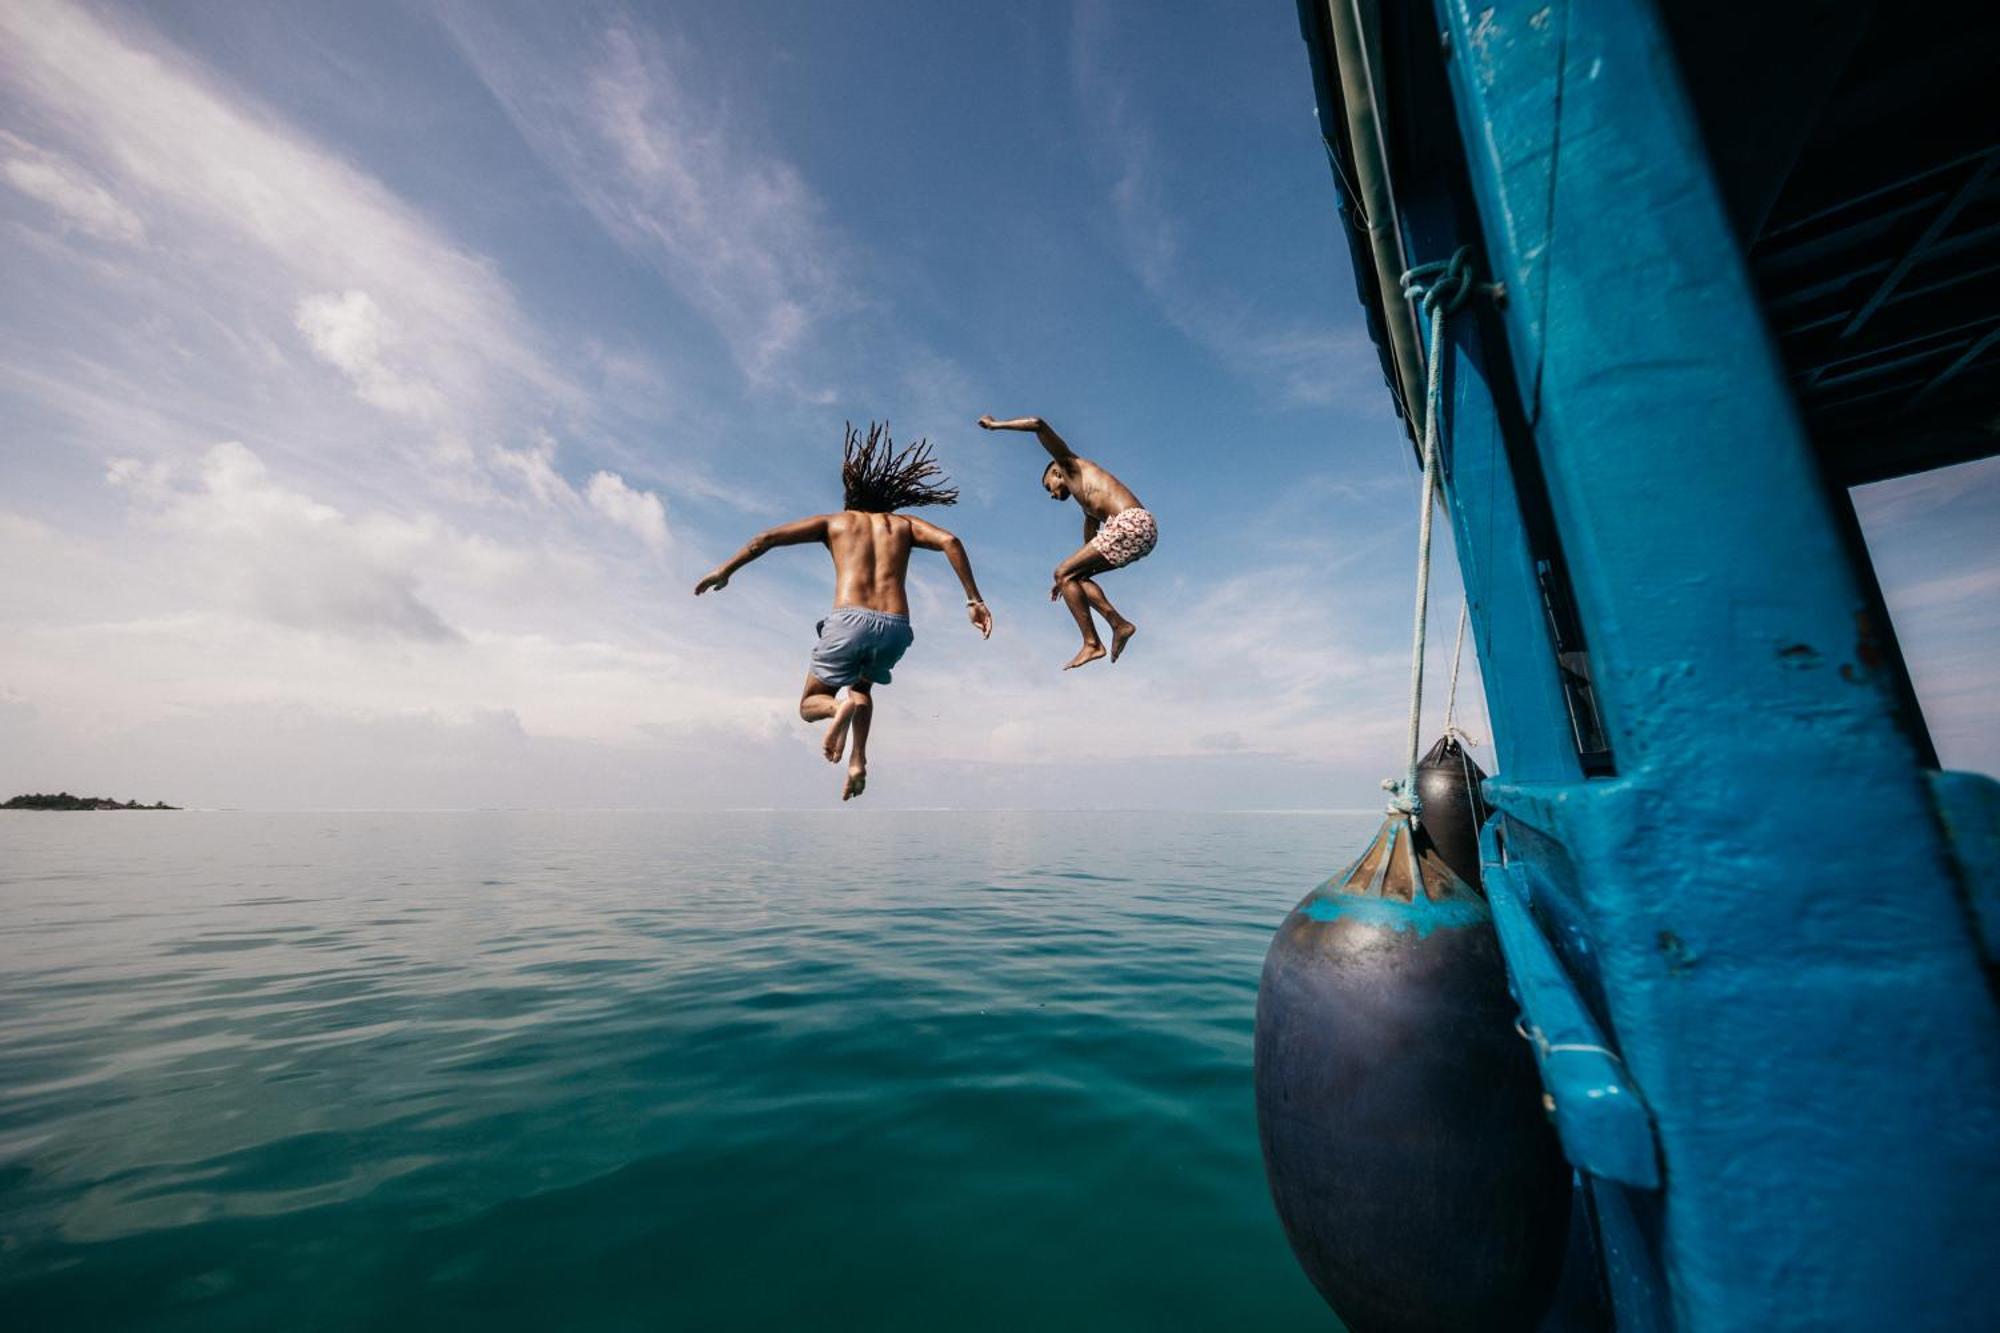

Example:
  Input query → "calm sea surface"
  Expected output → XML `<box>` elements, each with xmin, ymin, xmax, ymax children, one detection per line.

<box><xmin>0</xmin><ymin>810</ymin><xmax>1374</xmax><ymax>1331</ymax></box>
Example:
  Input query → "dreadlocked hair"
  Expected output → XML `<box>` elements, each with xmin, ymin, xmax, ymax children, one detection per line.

<box><xmin>841</xmin><ymin>420</ymin><xmax>959</xmax><ymax>512</ymax></box>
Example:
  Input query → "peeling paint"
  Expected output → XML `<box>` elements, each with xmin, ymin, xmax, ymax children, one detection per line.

<box><xmin>1776</xmin><ymin>642</ymin><xmax>1822</xmax><ymax>668</ymax></box>
<box><xmin>1470</xmin><ymin>8</ymin><xmax>1500</xmax><ymax>62</ymax></box>
<box><xmin>1656</xmin><ymin>930</ymin><xmax>1696</xmax><ymax>975</ymax></box>
<box><xmin>1853</xmin><ymin>610</ymin><xmax>1886</xmax><ymax>671</ymax></box>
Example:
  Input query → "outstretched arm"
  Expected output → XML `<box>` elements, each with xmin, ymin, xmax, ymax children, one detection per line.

<box><xmin>693</xmin><ymin>515</ymin><xmax>829</xmax><ymax>594</ymax></box>
<box><xmin>907</xmin><ymin>516</ymin><xmax>994</xmax><ymax>639</ymax></box>
<box><xmin>977</xmin><ymin>413</ymin><xmax>1074</xmax><ymax>463</ymax></box>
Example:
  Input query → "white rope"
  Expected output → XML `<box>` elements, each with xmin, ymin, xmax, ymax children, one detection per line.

<box><xmin>1444</xmin><ymin>597</ymin><xmax>1469</xmax><ymax>740</ymax></box>
<box><xmin>1400</xmin><ymin>320</ymin><xmax>1443</xmax><ymax>816</ymax></box>
<box><xmin>1515</xmin><ymin>1017</ymin><xmax>1624</xmax><ymax>1065</ymax></box>
<box><xmin>1391</xmin><ymin>248</ymin><xmax>1474</xmax><ymax>820</ymax></box>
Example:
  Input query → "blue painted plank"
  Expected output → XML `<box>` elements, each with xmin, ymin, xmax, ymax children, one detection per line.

<box><xmin>1485</xmin><ymin>861</ymin><xmax>1658</xmax><ymax>1188</ymax></box>
<box><xmin>1430</xmin><ymin>1</ymin><xmax>2000</xmax><ymax>1328</ymax></box>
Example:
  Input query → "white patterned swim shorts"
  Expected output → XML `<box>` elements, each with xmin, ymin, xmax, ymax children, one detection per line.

<box><xmin>1093</xmin><ymin>507</ymin><xmax>1158</xmax><ymax>569</ymax></box>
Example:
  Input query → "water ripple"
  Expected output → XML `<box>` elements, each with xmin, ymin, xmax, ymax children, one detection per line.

<box><xmin>0</xmin><ymin>810</ymin><xmax>1366</xmax><ymax>1331</ymax></box>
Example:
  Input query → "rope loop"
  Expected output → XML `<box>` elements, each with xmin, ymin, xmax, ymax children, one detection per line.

<box><xmin>1399</xmin><ymin>245</ymin><xmax>1477</xmax><ymax>317</ymax></box>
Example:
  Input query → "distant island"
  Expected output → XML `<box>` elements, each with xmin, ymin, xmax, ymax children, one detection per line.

<box><xmin>3</xmin><ymin>792</ymin><xmax>179</xmax><ymax>811</ymax></box>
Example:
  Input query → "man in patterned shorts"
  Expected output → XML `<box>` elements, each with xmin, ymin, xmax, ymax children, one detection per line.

<box><xmin>977</xmin><ymin>413</ymin><xmax>1158</xmax><ymax>670</ymax></box>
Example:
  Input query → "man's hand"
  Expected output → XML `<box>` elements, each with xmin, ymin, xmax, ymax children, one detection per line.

<box><xmin>694</xmin><ymin>570</ymin><xmax>729</xmax><ymax>595</ymax></box>
<box><xmin>968</xmin><ymin>599</ymin><xmax>993</xmax><ymax>639</ymax></box>
<box><xmin>977</xmin><ymin>414</ymin><xmax>1041</xmax><ymax>432</ymax></box>
<box><xmin>977</xmin><ymin>414</ymin><xmax>999</xmax><ymax>430</ymax></box>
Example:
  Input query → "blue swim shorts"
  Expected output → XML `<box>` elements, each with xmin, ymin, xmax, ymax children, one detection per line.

<box><xmin>810</xmin><ymin>607</ymin><xmax>914</xmax><ymax>688</ymax></box>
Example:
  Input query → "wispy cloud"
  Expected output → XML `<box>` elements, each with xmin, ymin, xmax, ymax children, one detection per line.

<box><xmin>1068</xmin><ymin>2</ymin><xmax>1371</xmax><ymax>407</ymax></box>
<box><xmin>0</xmin><ymin>0</ymin><xmax>672</xmax><ymax>520</ymax></box>
<box><xmin>0</xmin><ymin>131</ymin><xmax>145</xmax><ymax>245</ymax></box>
<box><xmin>440</xmin><ymin>5</ymin><xmax>848</xmax><ymax>389</ymax></box>
<box><xmin>0</xmin><ymin>0</ymin><xmax>555</xmax><ymax>418</ymax></box>
<box><xmin>0</xmin><ymin>0</ymin><xmax>705</xmax><ymax>789</ymax></box>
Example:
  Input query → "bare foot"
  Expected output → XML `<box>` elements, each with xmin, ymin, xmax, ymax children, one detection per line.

<box><xmin>1064</xmin><ymin>642</ymin><xmax>1107</xmax><ymax>671</ymax></box>
<box><xmin>842</xmin><ymin>763</ymin><xmax>867</xmax><ymax>801</ymax></box>
<box><xmin>1110</xmin><ymin>621</ymin><xmax>1137</xmax><ymax>662</ymax></box>
<box><xmin>823</xmin><ymin>695</ymin><xmax>859</xmax><ymax>762</ymax></box>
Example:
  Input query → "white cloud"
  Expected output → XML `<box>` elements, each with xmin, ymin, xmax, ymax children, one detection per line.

<box><xmin>110</xmin><ymin>441</ymin><xmax>464</xmax><ymax>642</ymax></box>
<box><xmin>0</xmin><ymin>132</ymin><xmax>145</xmax><ymax>244</ymax></box>
<box><xmin>491</xmin><ymin>431</ymin><xmax>576</xmax><ymax>509</ymax></box>
<box><xmin>294</xmin><ymin>290</ymin><xmax>444</xmax><ymax>420</ymax></box>
<box><xmin>586</xmin><ymin>470</ymin><xmax>669</xmax><ymax>551</ymax></box>
<box><xmin>0</xmin><ymin>0</ymin><xmax>570</xmax><ymax>459</ymax></box>
<box><xmin>0</xmin><ymin>3</ymin><xmax>813</xmax><ymax>809</ymax></box>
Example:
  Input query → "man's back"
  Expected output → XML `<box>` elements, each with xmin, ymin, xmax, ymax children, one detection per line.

<box><xmin>826</xmin><ymin>510</ymin><xmax>917</xmax><ymax>614</ymax></box>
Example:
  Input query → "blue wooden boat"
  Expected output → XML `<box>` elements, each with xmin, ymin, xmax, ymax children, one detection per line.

<box><xmin>1273</xmin><ymin>2</ymin><xmax>2000</xmax><ymax>1327</ymax></box>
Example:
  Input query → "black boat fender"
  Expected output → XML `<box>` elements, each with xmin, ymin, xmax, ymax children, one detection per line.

<box><xmin>1253</xmin><ymin>737</ymin><xmax>1568</xmax><ymax>1333</ymax></box>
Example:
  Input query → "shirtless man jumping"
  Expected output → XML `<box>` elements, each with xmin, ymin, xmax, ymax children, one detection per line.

<box><xmin>695</xmin><ymin>422</ymin><xmax>993</xmax><ymax>800</ymax></box>
<box><xmin>977</xmin><ymin>414</ymin><xmax>1157</xmax><ymax>670</ymax></box>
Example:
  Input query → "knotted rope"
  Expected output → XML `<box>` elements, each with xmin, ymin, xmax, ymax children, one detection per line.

<box><xmin>1387</xmin><ymin>248</ymin><xmax>1477</xmax><ymax>821</ymax></box>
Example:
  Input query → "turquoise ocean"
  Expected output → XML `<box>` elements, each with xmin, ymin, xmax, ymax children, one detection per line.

<box><xmin>0</xmin><ymin>810</ymin><xmax>1372</xmax><ymax>1330</ymax></box>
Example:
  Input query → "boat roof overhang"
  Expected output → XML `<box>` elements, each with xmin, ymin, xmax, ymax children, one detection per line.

<box><xmin>1299</xmin><ymin>0</ymin><xmax>2000</xmax><ymax>487</ymax></box>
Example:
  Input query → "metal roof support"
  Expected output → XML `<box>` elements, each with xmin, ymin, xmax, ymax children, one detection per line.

<box><xmin>1840</xmin><ymin>150</ymin><xmax>1997</xmax><ymax>338</ymax></box>
<box><xmin>1755</xmin><ymin>145</ymin><xmax>1998</xmax><ymax>246</ymax></box>
<box><xmin>1910</xmin><ymin>324</ymin><xmax>2000</xmax><ymax>406</ymax></box>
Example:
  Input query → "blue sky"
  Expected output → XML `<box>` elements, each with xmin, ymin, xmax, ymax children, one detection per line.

<box><xmin>1</xmin><ymin>0</ymin><xmax>1992</xmax><ymax>809</ymax></box>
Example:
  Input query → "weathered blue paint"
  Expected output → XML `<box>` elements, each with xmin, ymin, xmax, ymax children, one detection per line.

<box><xmin>1484</xmin><ymin>859</ymin><xmax>1657</xmax><ymax>1189</ymax></box>
<box><xmin>1289</xmin><ymin>1</ymin><xmax>2000</xmax><ymax>1328</ymax></box>
<box><xmin>1429</xmin><ymin>5</ymin><xmax>2000</xmax><ymax>1327</ymax></box>
<box><xmin>1298</xmin><ymin>891</ymin><xmax>1490</xmax><ymax>935</ymax></box>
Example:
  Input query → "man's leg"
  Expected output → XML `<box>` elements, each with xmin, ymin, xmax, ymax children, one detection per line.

<box><xmin>1079</xmin><ymin>579</ymin><xmax>1137</xmax><ymax>662</ymax></box>
<box><xmin>1052</xmin><ymin>544</ymin><xmax>1114</xmax><ymax>670</ymax></box>
<box><xmin>842</xmin><ymin>681</ymin><xmax>874</xmax><ymax>800</ymax></box>
<box><xmin>823</xmin><ymin>686</ymin><xmax>870</xmax><ymax>764</ymax></box>
<box><xmin>800</xmin><ymin>674</ymin><xmax>838</xmax><ymax>724</ymax></box>
<box><xmin>1056</xmin><ymin>580</ymin><xmax>1106</xmax><ymax>670</ymax></box>
<box><xmin>803</xmin><ymin>672</ymin><xmax>867</xmax><ymax>764</ymax></box>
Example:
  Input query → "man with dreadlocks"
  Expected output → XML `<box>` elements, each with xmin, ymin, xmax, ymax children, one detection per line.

<box><xmin>977</xmin><ymin>413</ymin><xmax>1154</xmax><ymax>669</ymax></box>
<box><xmin>694</xmin><ymin>422</ymin><xmax>992</xmax><ymax>801</ymax></box>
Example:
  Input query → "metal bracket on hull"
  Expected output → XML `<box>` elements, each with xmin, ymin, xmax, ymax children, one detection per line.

<box><xmin>1485</xmin><ymin>859</ymin><xmax>1661</xmax><ymax>1189</ymax></box>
